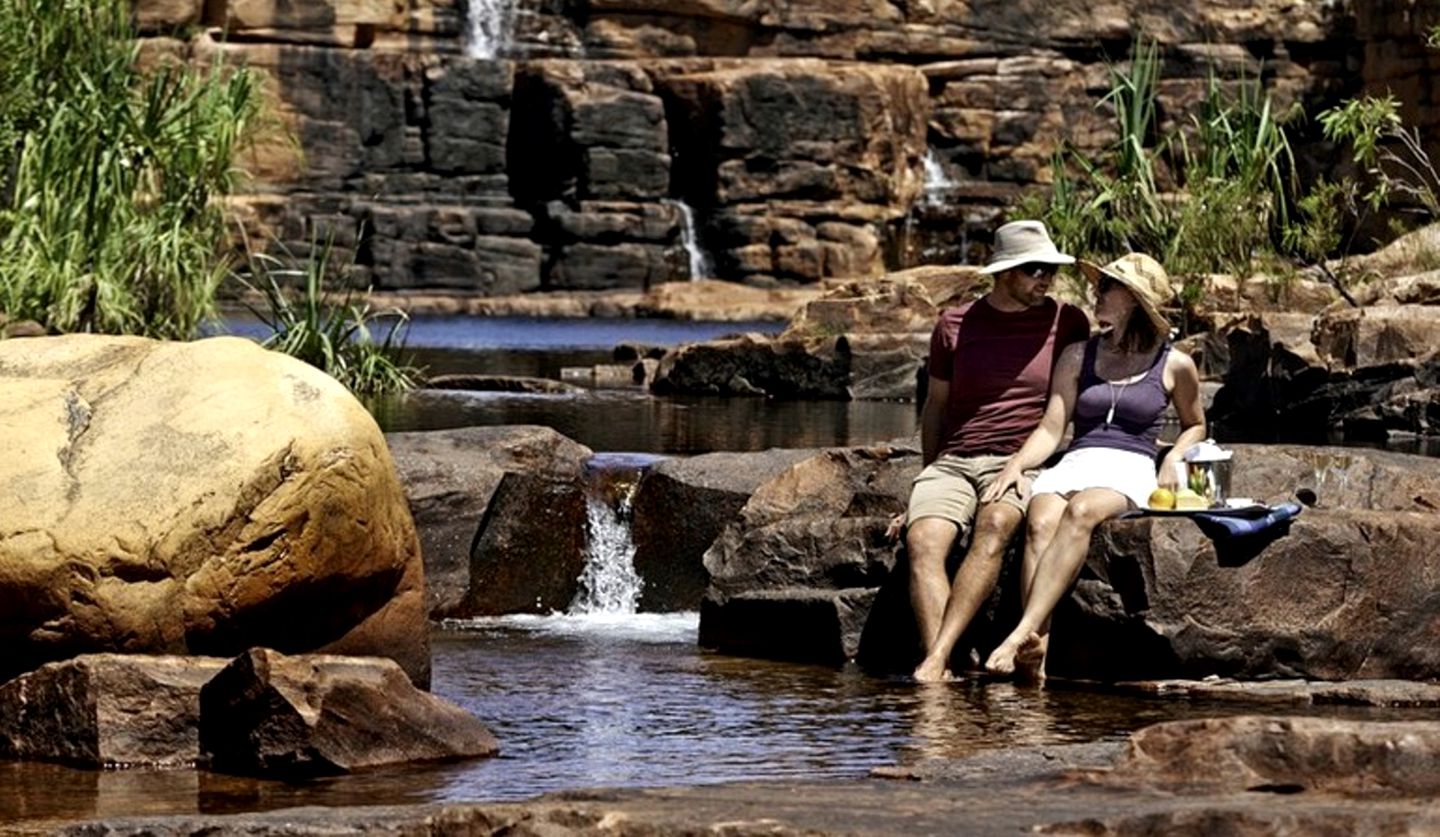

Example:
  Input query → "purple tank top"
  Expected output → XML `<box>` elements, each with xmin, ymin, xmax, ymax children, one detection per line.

<box><xmin>1069</xmin><ymin>337</ymin><xmax>1169</xmax><ymax>459</ymax></box>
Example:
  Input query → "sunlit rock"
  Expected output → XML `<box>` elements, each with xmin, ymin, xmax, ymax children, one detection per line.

<box><xmin>0</xmin><ymin>335</ymin><xmax>428</xmax><ymax>685</ymax></box>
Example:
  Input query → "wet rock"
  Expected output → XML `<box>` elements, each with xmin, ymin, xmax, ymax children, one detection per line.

<box><xmin>1097</xmin><ymin>715</ymin><xmax>1440</xmax><ymax>797</ymax></box>
<box><xmin>1051</xmin><ymin>507</ymin><xmax>1440</xmax><ymax>682</ymax></box>
<box><xmin>0</xmin><ymin>336</ymin><xmax>428</xmax><ymax>686</ymax></box>
<box><xmin>0</xmin><ymin>655</ymin><xmax>227</xmax><ymax>768</ymax></box>
<box><xmin>651</xmin><ymin>331</ymin><xmax>929</xmax><ymax>400</ymax></box>
<box><xmin>631</xmin><ymin>449</ymin><xmax>815</xmax><ymax>611</ymax></box>
<box><xmin>699</xmin><ymin>444</ymin><xmax>915</xmax><ymax>661</ymax></box>
<box><xmin>422</xmin><ymin>374</ymin><xmax>584</xmax><ymax>394</ymax></box>
<box><xmin>200</xmin><ymin>649</ymin><xmax>497</xmax><ymax>777</ymax></box>
<box><xmin>1113</xmin><ymin>677</ymin><xmax>1440</xmax><ymax>707</ymax></box>
<box><xmin>467</xmin><ymin>469</ymin><xmax>591</xmax><ymax>615</ymax></box>
<box><xmin>387</xmin><ymin>427</ymin><xmax>592</xmax><ymax>618</ymax></box>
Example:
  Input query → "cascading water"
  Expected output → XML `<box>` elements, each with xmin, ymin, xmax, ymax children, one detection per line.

<box><xmin>921</xmin><ymin>149</ymin><xmax>956</xmax><ymax>206</ymax></box>
<box><xmin>466</xmin><ymin>0</ymin><xmax>518</xmax><ymax>60</ymax></box>
<box><xmin>674</xmin><ymin>200</ymin><xmax>714</xmax><ymax>281</ymax></box>
<box><xmin>568</xmin><ymin>455</ymin><xmax>656</xmax><ymax>614</ymax></box>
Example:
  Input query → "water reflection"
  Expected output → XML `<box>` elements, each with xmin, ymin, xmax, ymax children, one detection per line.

<box><xmin>0</xmin><ymin>617</ymin><xmax>1426</xmax><ymax>827</ymax></box>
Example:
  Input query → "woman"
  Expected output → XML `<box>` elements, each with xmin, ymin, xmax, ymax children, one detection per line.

<box><xmin>979</xmin><ymin>252</ymin><xmax>1206</xmax><ymax>681</ymax></box>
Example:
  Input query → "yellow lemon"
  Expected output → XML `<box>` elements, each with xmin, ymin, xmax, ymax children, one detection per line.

<box><xmin>1174</xmin><ymin>488</ymin><xmax>1208</xmax><ymax>510</ymax></box>
<box><xmin>1148</xmin><ymin>487</ymin><xmax>1176</xmax><ymax>510</ymax></box>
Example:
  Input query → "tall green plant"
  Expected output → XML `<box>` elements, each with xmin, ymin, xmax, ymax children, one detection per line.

<box><xmin>1025</xmin><ymin>38</ymin><xmax>1303</xmax><ymax>285</ymax></box>
<box><xmin>237</xmin><ymin>238</ymin><xmax>420</xmax><ymax>397</ymax></box>
<box><xmin>0</xmin><ymin>0</ymin><xmax>260</xmax><ymax>339</ymax></box>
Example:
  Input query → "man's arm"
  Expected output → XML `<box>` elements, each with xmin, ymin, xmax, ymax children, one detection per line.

<box><xmin>919</xmin><ymin>375</ymin><xmax>950</xmax><ymax>467</ymax></box>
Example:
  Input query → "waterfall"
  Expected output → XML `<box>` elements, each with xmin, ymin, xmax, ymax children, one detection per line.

<box><xmin>568</xmin><ymin>455</ymin><xmax>655</xmax><ymax>615</ymax></box>
<box><xmin>466</xmin><ymin>0</ymin><xmax>517</xmax><ymax>60</ymax></box>
<box><xmin>922</xmin><ymin>150</ymin><xmax>956</xmax><ymax>206</ymax></box>
<box><xmin>674</xmin><ymin>200</ymin><xmax>714</xmax><ymax>281</ymax></box>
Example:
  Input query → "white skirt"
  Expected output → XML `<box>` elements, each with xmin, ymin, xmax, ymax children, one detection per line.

<box><xmin>1029</xmin><ymin>446</ymin><xmax>1158</xmax><ymax>508</ymax></box>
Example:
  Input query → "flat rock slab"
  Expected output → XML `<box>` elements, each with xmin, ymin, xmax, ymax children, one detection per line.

<box><xmin>1114</xmin><ymin>678</ymin><xmax>1440</xmax><ymax>707</ymax></box>
<box><xmin>200</xmin><ymin>648</ymin><xmax>498</xmax><ymax>777</ymax></box>
<box><xmin>0</xmin><ymin>654</ymin><xmax>227</xmax><ymax>768</ymax></box>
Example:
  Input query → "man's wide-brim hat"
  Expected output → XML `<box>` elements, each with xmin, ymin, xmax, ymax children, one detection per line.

<box><xmin>1079</xmin><ymin>252</ymin><xmax>1175</xmax><ymax>337</ymax></box>
<box><xmin>980</xmin><ymin>220</ymin><xmax>1075</xmax><ymax>275</ymax></box>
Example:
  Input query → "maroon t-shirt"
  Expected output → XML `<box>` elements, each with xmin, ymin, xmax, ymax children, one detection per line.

<box><xmin>928</xmin><ymin>296</ymin><xmax>1090</xmax><ymax>457</ymax></box>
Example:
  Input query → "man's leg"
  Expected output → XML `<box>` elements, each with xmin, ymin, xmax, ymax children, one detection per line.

<box><xmin>907</xmin><ymin>516</ymin><xmax>961</xmax><ymax>657</ymax></box>
<box><xmin>914</xmin><ymin>501</ymin><xmax>1023</xmax><ymax>682</ymax></box>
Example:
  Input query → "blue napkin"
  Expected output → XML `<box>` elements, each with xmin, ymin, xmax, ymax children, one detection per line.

<box><xmin>1191</xmin><ymin>502</ymin><xmax>1303</xmax><ymax>541</ymax></box>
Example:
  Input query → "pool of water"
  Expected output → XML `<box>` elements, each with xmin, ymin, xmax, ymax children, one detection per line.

<box><xmin>1</xmin><ymin>615</ymin><xmax>1416</xmax><ymax>828</ymax></box>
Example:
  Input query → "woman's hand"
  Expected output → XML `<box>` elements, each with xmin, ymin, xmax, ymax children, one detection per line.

<box><xmin>981</xmin><ymin>461</ymin><xmax>1023</xmax><ymax>505</ymax></box>
<box><xmin>885</xmin><ymin>512</ymin><xmax>906</xmax><ymax>542</ymax></box>
<box><xmin>1156</xmin><ymin>458</ymin><xmax>1181</xmax><ymax>491</ymax></box>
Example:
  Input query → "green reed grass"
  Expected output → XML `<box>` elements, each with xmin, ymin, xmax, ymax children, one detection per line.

<box><xmin>237</xmin><ymin>237</ymin><xmax>420</xmax><ymax>397</ymax></box>
<box><xmin>0</xmin><ymin>0</ymin><xmax>260</xmax><ymax>339</ymax></box>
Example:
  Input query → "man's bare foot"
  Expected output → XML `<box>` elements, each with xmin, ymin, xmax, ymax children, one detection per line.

<box><xmin>913</xmin><ymin>655</ymin><xmax>953</xmax><ymax>683</ymax></box>
<box><xmin>1014</xmin><ymin>633</ymin><xmax>1047</xmax><ymax>685</ymax></box>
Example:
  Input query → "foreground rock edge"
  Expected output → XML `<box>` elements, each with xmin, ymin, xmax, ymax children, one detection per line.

<box><xmin>19</xmin><ymin>715</ymin><xmax>1440</xmax><ymax>835</ymax></box>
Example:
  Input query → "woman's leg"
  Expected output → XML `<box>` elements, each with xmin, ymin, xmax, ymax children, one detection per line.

<box><xmin>985</xmin><ymin>487</ymin><xmax>1131</xmax><ymax>677</ymax></box>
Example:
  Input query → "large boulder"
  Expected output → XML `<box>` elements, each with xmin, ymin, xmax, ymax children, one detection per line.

<box><xmin>698</xmin><ymin>444</ymin><xmax>914</xmax><ymax>662</ymax></box>
<box><xmin>0</xmin><ymin>335</ymin><xmax>428</xmax><ymax>685</ymax></box>
<box><xmin>0</xmin><ymin>655</ymin><xmax>227</xmax><ymax>768</ymax></box>
<box><xmin>631</xmin><ymin>449</ymin><xmax>814</xmax><ymax>611</ymax></box>
<box><xmin>200</xmin><ymin>648</ymin><xmax>497</xmax><ymax>777</ymax></box>
<box><xmin>387</xmin><ymin>426</ymin><xmax>593</xmax><ymax>618</ymax></box>
<box><xmin>465</xmin><ymin>466</ymin><xmax>592</xmax><ymax>616</ymax></box>
<box><xmin>1052</xmin><ymin>507</ymin><xmax>1440</xmax><ymax>682</ymax></box>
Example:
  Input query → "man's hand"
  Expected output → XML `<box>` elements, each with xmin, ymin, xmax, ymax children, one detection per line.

<box><xmin>885</xmin><ymin>512</ymin><xmax>906</xmax><ymax>542</ymax></box>
<box><xmin>981</xmin><ymin>461</ymin><xmax>1022</xmax><ymax>505</ymax></box>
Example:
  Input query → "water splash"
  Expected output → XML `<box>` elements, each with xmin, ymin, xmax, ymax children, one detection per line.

<box><xmin>569</xmin><ymin>455</ymin><xmax>659</xmax><ymax>614</ymax></box>
<box><xmin>674</xmin><ymin>200</ymin><xmax>714</xmax><ymax>281</ymax></box>
<box><xmin>466</xmin><ymin>0</ymin><xmax>517</xmax><ymax>60</ymax></box>
<box><xmin>921</xmin><ymin>150</ymin><xmax>955</xmax><ymax>206</ymax></box>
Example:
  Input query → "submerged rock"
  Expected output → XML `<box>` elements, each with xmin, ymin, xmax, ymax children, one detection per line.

<box><xmin>0</xmin><ymin>335</ymin><xmax>428</xmax><ymax>686</ymax></box>
<box><xmin>0</xmin><ymin>654</ymin><xmax>227</xmax><ymax>768</ymax></box>
<box><xmin>200</xmin><ymin>648</ymin><xmax>498</xmax><ymax>777</ymax></box>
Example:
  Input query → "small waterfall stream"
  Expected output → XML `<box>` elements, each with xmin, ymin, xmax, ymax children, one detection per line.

<box><xmin>568</xmin><ymin>455</ymin><xmax>658</xmax><ymax>615</ymax></box>
<box><xmin>921</xmin><ymin>149</ymin><xmax>956</xmax><ymax>206</ymax></box>
<box><xmin>674</xmin><ymin>200</ymin><xmax>714</xmax><ymax>281</ymax></box>
<box><xmin>466</xmin><ymin>0</ymin><xmax>518</xmax><ymax>60</ymax></box>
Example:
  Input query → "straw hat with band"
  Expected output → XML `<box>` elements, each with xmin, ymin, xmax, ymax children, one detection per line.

<box><xmin>1078</xmin><ymin>252</ymin><xmax>1175</xmax><ymax>338</ymax></box>
<box><xmin>979</xmin><ymin>220</ymin><xmax>1075</xmax><ymax>275</ymax></box>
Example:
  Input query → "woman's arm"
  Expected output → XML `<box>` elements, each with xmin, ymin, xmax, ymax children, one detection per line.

<box><xmin>1157</xmin><ymin>349</ymin><xmax>1207</xmax><ymax>489</ymax></box>
<box><xmin>980</xmin><ymin>342</ymin><xmax>1084</xmax><ymax>503</ymax></box>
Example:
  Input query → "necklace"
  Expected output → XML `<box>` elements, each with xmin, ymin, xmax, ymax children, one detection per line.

<box><xmin>1104</xmin><ymin>377</ymin><xmax>1131</xmax><ymax>428</ymax></box>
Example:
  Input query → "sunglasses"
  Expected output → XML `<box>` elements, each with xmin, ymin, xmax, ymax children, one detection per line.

<box><xmin>1014</xmin><ymin>263</ymin><xmax>1058</xmax><ymax>279</ymax></box>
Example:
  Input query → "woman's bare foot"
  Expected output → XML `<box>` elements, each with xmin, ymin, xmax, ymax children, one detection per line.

<box><xmin>913</xmin><ymin>655</ymin><xmax>953</xmax><ymax>683</ymax></box>
<box><xmin>1014</xmin><ymin>633</ymin><xmax>1048</xmax><ymax>685</ymax></box>
<box><xmin>984</xmin><ymin>636</ymin><xmax>1022</xmax><ymax>676</ymax></box>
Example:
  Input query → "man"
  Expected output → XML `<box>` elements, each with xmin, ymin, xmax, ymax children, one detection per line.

<box><xmin>903</xmin><ymin>220</ymin><xmax>1090</xmax><ymax>683</ymax></box>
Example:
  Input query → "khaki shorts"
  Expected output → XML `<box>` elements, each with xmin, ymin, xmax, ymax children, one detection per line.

<box><xmin>906</xmin><ymin>453</ymin><xmax>1035</xmax><ymax>531</ymax></box>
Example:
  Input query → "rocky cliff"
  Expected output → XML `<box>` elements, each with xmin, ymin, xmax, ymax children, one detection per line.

<box><xmin>136</xmin><ymin>0</ymin><xmax>1440</xmax><ymax>293</ymax></box>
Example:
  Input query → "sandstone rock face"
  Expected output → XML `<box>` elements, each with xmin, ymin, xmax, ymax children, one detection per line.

<box><xmin>698</xmin><ymin>444</ymin><xmax>914</xmax><ymax>662</ymax></box>
<box><xmin>0</xmin><ymin>335</ymin><xmax>428</xmax><ymax>685</ymax></box>
<box><xmin>1209</xmin><ymin>306</ymin><xmax>1440</xmax><ymax>442</ymax></box>
<box><xmin>631</xmin><ymin>449</ymin><xmax>815</xmax><ymax>611</ymax></box>
<box><xmin>387</xmin><ymin>426</ymin><xmax>594</xmax><ymax>618</ymax></box>
<box><xmin>0</xmin><ymin>655</ymin><xmax>227</xmax><ymax>768</ymax></box>
<box><xmin>466</xmin><ymin>464</ymin><xmax>591</xmax><ymax>616</ymax></box>
<box><xmin>200</xmin><ymin>648</ymin><xmax>497</xmax><ymax>776</ymax></box>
